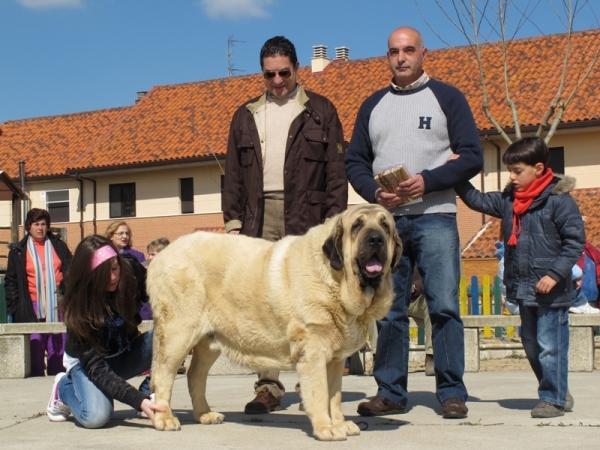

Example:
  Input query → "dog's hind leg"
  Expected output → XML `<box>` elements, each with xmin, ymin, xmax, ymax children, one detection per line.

<box><xmin>327</xmin><ymin>358</ymin><xmax>360</xmax><ymax>437</ymax></box>
<box><xmin>188</xmin><ymin>337</ymin><xmax>224</xmax><ymax>425</ymax></box>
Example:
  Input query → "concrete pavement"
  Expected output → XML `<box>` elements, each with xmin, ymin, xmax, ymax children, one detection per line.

<box><xmin>1</xmin><ymin>369</ymin><xmax>599</xmax><ymax>449</ymax></box>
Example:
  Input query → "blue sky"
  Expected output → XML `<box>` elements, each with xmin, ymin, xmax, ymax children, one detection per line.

<box><xmin>1</xmin><ymin>0</ymin><xmax>598</xmax><ymax>123</ymax></box>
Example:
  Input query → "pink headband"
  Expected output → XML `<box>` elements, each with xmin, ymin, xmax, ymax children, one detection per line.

<box><xmin>91</xmin><ymin>245</ymin><xmax>117</xmax><ymax>270</ymax></box>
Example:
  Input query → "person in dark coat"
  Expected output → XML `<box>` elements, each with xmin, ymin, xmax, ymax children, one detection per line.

<box><xmin>456</xmin><ymin>137</ymin><xmax>585</xmax><ymax>418</ymax></box>
<box><xmin>5</xmin><ymin>208</ymin><xmax>72</xmax><ymax>376</ymax></box>
<box><xmin>222</xmin><ymin>35</ymin><xmax>348</xmax><ymax>415</ymax></box>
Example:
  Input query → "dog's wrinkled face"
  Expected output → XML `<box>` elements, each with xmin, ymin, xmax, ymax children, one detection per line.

<box><xmin>323</xmin><ymin>204</ymin><xmax>402</xmax><ymax>289</ymax></box>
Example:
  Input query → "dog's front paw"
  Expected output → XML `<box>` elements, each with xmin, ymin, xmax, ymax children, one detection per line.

<box><xmin>312</xmin><ymin>425</ymin><xmax>348</xmax><ymax>441</ymax></box>
<box><xmin>198</xmin><ymin>411</ymin><xmax>225</xmax><ymax>425</ymax></box>
<box><xmin>340</xmin><ymin>420</ymin><xmax>361</xmax><ymax>436</ymax></box>
<box><xmin>153</xmin><ymin>412</ymin><xmax>181</xmax><ymax>431</ymax></box>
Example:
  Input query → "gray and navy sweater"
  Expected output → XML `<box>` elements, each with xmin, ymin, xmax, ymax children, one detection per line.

<box><xmin>345</xmin><ymin>77</ymin><xmax>483</xmax><ymax>215</ymax></box>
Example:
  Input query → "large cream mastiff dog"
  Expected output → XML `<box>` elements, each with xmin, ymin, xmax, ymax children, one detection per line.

<box><xmin>147</xmin><ymin>204</ymin><xmax>401</xmax><ymax>441</ymax></box>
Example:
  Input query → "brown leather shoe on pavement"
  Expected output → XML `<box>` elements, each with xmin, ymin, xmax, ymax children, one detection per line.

<box><xmin>441</xmin><ymin>397</ymin><xmax>468</xmax><ymax>419</ymax></box>
<box><xmin>244</xmin><ymin>390</ymin><xmax>281</xmax><ymax>414</ymax></box>
<box><xmin>357</xmin><ymin>396</ymin><xmax>406</xmax><ymax>417</ymax></box>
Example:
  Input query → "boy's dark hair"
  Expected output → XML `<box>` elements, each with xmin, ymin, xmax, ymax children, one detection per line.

<box><xmin>502</xmin><ymin>136</ymin><xmax>550</xmax><ymax>169</ymax></box>
<box><xmin>259</xmin><ymin>36</ymin><xmax>298</xmax><ymax>69</ymax></box>
<box><xmin>147</xmin><ymin>237</ymin><xmax>170</xmax><ymax>253</ymax></box>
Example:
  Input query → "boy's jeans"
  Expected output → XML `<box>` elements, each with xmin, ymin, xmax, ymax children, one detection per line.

<box><xmin>58</xmin><ymin>331</ymin><xmax>153</xmax><ymax>428</ymax></box>
<box><xmin>519</xmin><ymin>305</ymin><xmax>569</xmax><ymax>407</ymax></box>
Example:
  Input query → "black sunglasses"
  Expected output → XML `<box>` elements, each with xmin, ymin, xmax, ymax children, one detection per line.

<box><xmin>263</xmin><ymin>69</ymin><xmax>292</xmax><ymax>80</ymax></box>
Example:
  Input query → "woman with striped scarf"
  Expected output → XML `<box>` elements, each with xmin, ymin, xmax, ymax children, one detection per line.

<box><xmin>5</xmin><ymin>208</ymin><xmax>72</xmax><ymax>376</ymax></box>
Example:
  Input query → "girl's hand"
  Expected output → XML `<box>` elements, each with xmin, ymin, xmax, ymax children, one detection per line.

<box><xmin>140</xmin><ymin>398</ymin><xmax>166</xmax><ymax>421</ymax></box>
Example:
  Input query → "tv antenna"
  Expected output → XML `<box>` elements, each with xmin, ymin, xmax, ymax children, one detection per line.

<box><xmin>227</xmin><ymin>35</ymin><xmax>246</xmax><ymax>77</ymax></box>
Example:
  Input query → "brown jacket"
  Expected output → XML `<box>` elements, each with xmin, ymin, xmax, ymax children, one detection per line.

<box><xmin>222</xmin><ymin>86</ymin><xmax>348</xmax><ymax>237</ymax></box>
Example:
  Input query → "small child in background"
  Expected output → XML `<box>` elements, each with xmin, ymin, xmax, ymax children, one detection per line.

<box><xmin>455</xmin><ymin>136</ymin><xmax>585</xmax><ymax>419</ymax></box>
<box><xmin>570</xmin><ymin>264</ymin><xmax>600</xmax><ymax>314</ymax></box>
<box><xmin>495</xmin><ymin>241</ymin><xmax>519</xmax><ymax>315</ymax></box>
<box><xmin>143</xmin><ymin>237</ymin><xmax>170</xmax><ymax>268</ymax></box>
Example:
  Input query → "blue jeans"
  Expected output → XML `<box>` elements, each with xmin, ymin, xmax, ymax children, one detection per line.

<box><xmin>373</xmin><ymin>213</ymin><xmax>467</xmax><ymax>407</ymax></box>
<box><xmin>519</xmin><ymin>305</ymin><xmax>569</xmax><ymax>406</ymax></box>
<box><xmin>58</xmin><ymin>331</ymin><xmax>153</xmax><ymax>428</ymax></box>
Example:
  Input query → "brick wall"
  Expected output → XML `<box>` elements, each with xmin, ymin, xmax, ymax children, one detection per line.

<box><xmin>462</xmin><ymin>258</ymin><xmax>499</xmax><ymax>280</ymax></box>
<box><xmin>456</xmin><ymin>198</ymin><xmax>488</xmax><ymax>250</ymax></box>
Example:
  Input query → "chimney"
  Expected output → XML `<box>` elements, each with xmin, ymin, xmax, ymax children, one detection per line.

<box><xmin>311</xmin><ymin>45</ymin><xmax>330</xmax><ymax>73</ymax></box>
<box><xmin>335</xmin><ymin>46</ymin><xmax>350</xmax><ymax>61</ymax></box>
<box><xmin>136</xmin><ymin>91</ymin><xmax>148</xmax><ymax>103</ymax></box>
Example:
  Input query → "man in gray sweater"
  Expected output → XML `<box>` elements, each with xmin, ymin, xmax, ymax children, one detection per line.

<box><xmin>345</xmin><ymin>26</ymin><xmax>483</xmax><ymax>419</ymax></box>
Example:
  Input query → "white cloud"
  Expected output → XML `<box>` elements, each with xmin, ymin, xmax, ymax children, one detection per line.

<box><xmin>18</xmin><ymin>0</ymin><xmax>83</xmax><ymax>9</ymax></box>
<box><xmin>199</xmin><ymin>0</ymin><xmax>273</xmax><ymax>20</ymax></box>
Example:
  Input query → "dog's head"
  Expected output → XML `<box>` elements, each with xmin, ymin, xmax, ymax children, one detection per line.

<box><xmin>322</xmin><ymin>204</ymin><xmax>402</xmax><ymax>291</ymax></box>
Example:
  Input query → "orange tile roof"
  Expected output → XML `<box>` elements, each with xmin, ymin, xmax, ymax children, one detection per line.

<box><xmin>426</xmin><ymin>30</ymin><xmax>600</xmax><ymax>129</ymax></box>
<box><xmin>462</xmin><ymin>187</ymin><xmax>600</xmax><ymax>258</ymax></box>
<box><xmin>0</xmin><ymin>108</ymin><xmax>129</xmax><ymax>179</ymax></box>
<box><xmin>1</xmin><ymin>30</ymin><xmax>599</xmax><ymax>178</ymax></box>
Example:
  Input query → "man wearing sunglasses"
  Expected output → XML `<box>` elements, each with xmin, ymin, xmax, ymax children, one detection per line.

<box><xmin>346</xmin><ymin>26</ymin><xmax>483</xmax><ymax>420</ymax></box>
<box><xmin>222</xmin><ymin>36</ymin><xmax>348</xmax><ymax>415</ymax></box>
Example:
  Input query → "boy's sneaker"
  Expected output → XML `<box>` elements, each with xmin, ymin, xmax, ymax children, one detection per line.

<box><xmin>569</xmin><ymin>303</ymin><xmax>600</xmax><ymax>314</ymax></box>
<box><xmin>531</xmin><ymin>401</ymin><xmax>564</xmax><ymax>418</ymax></box>
<box><xmin>47</xmin><ymin>373</ymin><xmax>70</xmax><ymax>422</ymax></box>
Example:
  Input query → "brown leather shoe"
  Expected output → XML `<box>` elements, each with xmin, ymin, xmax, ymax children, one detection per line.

<box><xmin>357</xmin><ymin>396</ymin><xmax>406</xmax><ymax>416</ymax></box>
<box><xmin>441</xmin><ymin>397</ymin><xmax>468</xmax><ymax>419</ymax></box>
<box><xmin>244</xmin><ymin>390</ymin><xmax>281</xmax><ymax>414</ymax></box>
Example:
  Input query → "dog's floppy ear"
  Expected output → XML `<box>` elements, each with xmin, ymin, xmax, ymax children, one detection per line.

<box><xmin>322</xmin><ymin>218</ymin><xmax>344</xmax><ymax>271</ymax></box>
<box><xmin>391</xmin><ymin>233</ymin><xmax>403</xmax><ymax>273</ymax></box>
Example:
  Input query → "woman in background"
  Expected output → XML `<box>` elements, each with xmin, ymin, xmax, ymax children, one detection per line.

<box><xmin>5</xmin><ymin>208</ymin><xmax>72</xmax><ymax>376</ymax></box>
<box><xmin>104</xmin><ymin>220</ymin><xmax>150</xmax><ymax>319</ymax></box>
<box><xmin>104</xmin><ymin>220</ymin><xmax>145</xmax><ymax>263</ymax></box>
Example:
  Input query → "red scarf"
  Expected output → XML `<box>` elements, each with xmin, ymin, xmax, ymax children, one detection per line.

<box><xmin>507</xmin><ymin>169</ymin><xmax>554</xmax><ymax>246</ymax></box>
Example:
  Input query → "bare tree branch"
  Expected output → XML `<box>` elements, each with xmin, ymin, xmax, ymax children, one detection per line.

<box><xmin>536</xmin><ymin>0</ymin><xmax>574</xmax><ymax>137</ymax></box>
<box><xmin>417</xmin><ymin>0</ymin><xmax>599</xmax><ymax>145</ymax></box>
<box><xmin>498</xmin><ymin>0</ymin><xmax>521</xmax><ymax>139</ymax></box>
<box><xmin>545</xmin><ymin>37</ymin><xmax>600</xmax><ymax>142</ymax></box>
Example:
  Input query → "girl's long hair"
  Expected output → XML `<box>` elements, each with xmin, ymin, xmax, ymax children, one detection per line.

<box><xmin>60</xmin><ymin>235</ymin><xmax>139</xmax><ymax>354</ymax></box>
